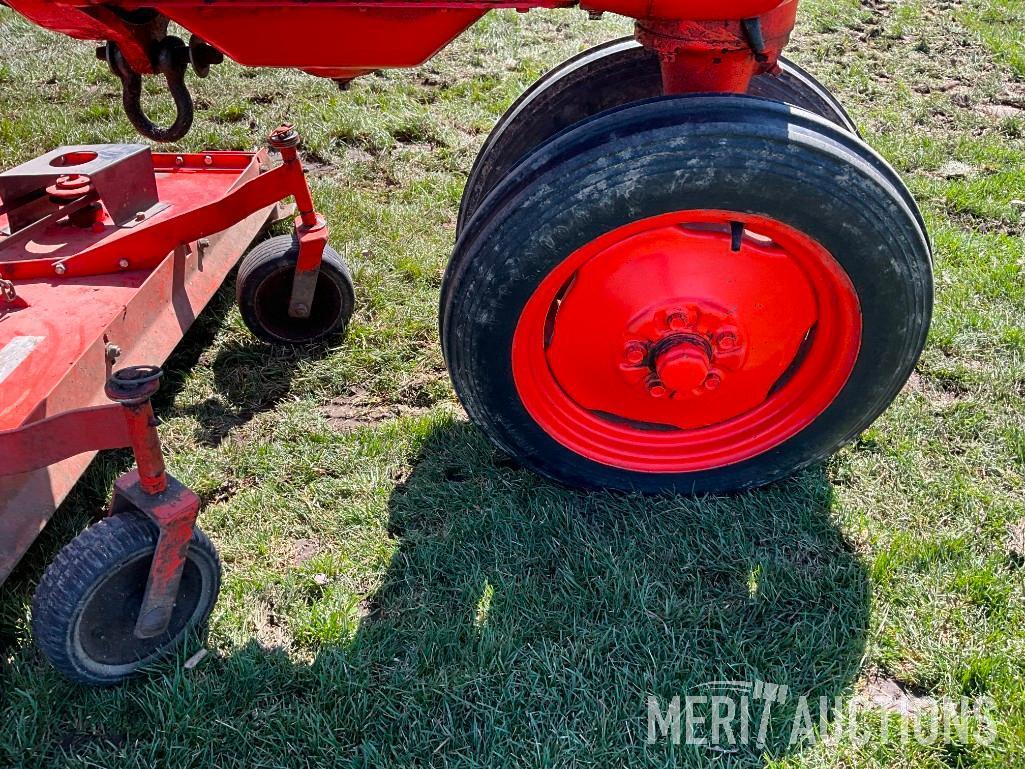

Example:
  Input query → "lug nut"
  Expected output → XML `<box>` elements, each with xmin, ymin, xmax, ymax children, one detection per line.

<box><xmin>716</xmin><ymin>331</ymin><xmax>738</xmax><ymax>351</ymax></box>
<box><xmin>624</xmin><ymin>342</ymin><xmax>646</xmax><ymax>365</ymax></box>
<box><xmin>667</xmin><ymin>311</ymin><xmax>689</xmax><ymax>331</ymax></box>
<box><xmin>704</xmin><ymin>373</ymin><xmax>722</xmax><ymax>391</ymax></box>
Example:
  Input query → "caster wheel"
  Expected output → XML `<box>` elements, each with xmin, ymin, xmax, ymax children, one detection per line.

<box><xmin>442</xmin><ymin>95</ymin><xmax>932</xmax><ymax>495</ymax></box>
<box><xmin>458</xmin><ymin>37</ymin><xmax>859</xmax><ymax>234</ymax></box>
<box><xmin>236</xmin><ymin>234</ymin><xmax>355</xmax><ymax>345</ymax></box>
<box><xmin>31</xmin><ymin>511</ymin><xmax>221</xmax><ymax>686</ymax></box>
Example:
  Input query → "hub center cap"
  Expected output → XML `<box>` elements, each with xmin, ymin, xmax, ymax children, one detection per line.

<box><xmin>654</xmin><ymin>337</ymin><xmax>711</xmax><ymax>395</ymax></box>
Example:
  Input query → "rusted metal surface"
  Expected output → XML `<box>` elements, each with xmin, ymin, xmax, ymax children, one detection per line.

<box><xmin>110</xmin><ymin>470</ymin><xmax>201</xmax><ymax>638</ymax></box>
<box><xmin>0</xmin><ymin>143</ymin><xmax>158</xmax><ymax>231</ymax></box>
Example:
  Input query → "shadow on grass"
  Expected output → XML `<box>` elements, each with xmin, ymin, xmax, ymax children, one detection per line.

<box><xmin>180</xmin><ymin>336</ymin><xmax>333</xmax><ymax>447</ymax></box>
<box><xmin>327</xmin><ymin>421</ymin><xmax>871</xmax><ymax>764</ymax></box>
<box><xmin>158</xmin><ymin>422</ymin><xmax>866</xmax><ymax>766</ymax></box>
<box><xmin>1</xmin><ymin>418</ymin><xmax>870</xmax><ymax>768</ymax></box>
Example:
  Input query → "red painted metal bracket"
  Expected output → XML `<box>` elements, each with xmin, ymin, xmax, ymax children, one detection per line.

<box><xmin>110</xmin><ymin>470</ymin><xmax>201</xmax><ymax>639</ymax></box>
<box><xmin>1</xmin><ymin>143</ymin><xmax>326</xmax><ymax>283</ymax></box>
<box><xmin>0</xmin><ymin>365</ymin><xmax>194</xmax><ymax>638</ymax></box>
<box><xmin>0</xmin><ymin>405</ymin><xmax>132</xmax><ymax>477</ymax></box>
<box><xmin>266</xmin><ymin>123</ymin><xmax>327</xmax><ymax>319</ymax></box>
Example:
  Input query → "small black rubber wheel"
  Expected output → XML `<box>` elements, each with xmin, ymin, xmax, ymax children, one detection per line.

<box><xmin>442</xmin><ymin>95</ymin><xmax>932</xmax><ymax>495</ymax></box>
<box><xmin>31</xmin><ymin>512</ymin><xmax>221</xmax><ymax>686</ymax></box>
<box><xmin>236</xmin><ymin>234</ymin><xmax>355</xmax><ymax>345</ymax></box>
<box><xmin>457</xmin><ymin>37</ymin><xmax>859</xmax><ymax>233</ymax></box>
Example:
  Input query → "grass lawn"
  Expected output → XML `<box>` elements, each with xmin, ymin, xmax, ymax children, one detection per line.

<box><xmin>1</xmin><ymin>0</ymin><xmax>1024</xmax><ymax>766</ymax></box>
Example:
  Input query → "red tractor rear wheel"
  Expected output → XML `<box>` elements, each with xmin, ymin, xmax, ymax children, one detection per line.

<box><xmin>442</xmin><ymin>96</ymin><xmax>932</xmax><ymax>494</ymax></box>
<box><xmin>457</xmin><ymin>37</ymin><xmax>859</xmax><ymax>234</ymax></box>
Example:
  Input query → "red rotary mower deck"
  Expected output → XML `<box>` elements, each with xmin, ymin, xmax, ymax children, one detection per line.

<box><xmin>0</xmin><ymin>125</ymin><xmax>358</xmax><ymax>684</ymax></box>
<box><xmin>0</xmin><ymin>148</ymin><xmax>266</xmax><ymax>584</ymax></box>
<box><xmin>0</xmin><ymin>126</ymin><xmax>355</xmax><ymax>684</ymax></box>
<box><xmin>0</xmin><ymin>123</ymin><xmax>340</xmax><ymax>583</ymax></box>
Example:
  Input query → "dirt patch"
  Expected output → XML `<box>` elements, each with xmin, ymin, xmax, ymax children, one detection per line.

<box><xmin>1007</xmin><ymin>518</ymin><xmax>1025</xmax><ymax>561</ymax></box>
<box><xmin>344</xmin><ymin>147</ymin><xmax>375</xmax><ymax>165</ymax></box>
<box><xmin>289</xmin><ymin>538</ymin><xmax>322</xmax><ymax>566</ymax></box>
<box><xmin>323</xmin><ymin>390</ymin><xmax>429</xmax><ymax>431</ymax></box>
<box><xmin>977</xmin><ymin>103</ymin><xmax>1024</xmax><ymax>120</ymax></box>
<box><xmin>937</xmin><ymin>160</ymin><xmax>976</xmax><ymax>179</ymax></box>
<box><xmin>903</xmin><ymin>371</ymin><xmax>962</xmax><ymax>410</ymax></box>
<box><xmin>859</xmin><ymin>672</ymin><xmax>936</xmax><ymax>715</ymax></box>
<box><xmin>253</xmin><ymin>600</ymin><xmax>290</xmax><ymax>650</ymax></box>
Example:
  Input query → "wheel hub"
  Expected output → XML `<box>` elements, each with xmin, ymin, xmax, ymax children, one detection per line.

<box><xmin>622</xmin><ymin>303</ymin><xmax>746</xmax><ymax>400</ymax></box>
<box><xmin>651</xmin><ymin>336</ymin><xmax>712</xmax><ymax>395</ymax></box>
<box><xmin>542</xmin><ymin>216</ymin><xmax>825</xmax><ymax>431</ymax></box>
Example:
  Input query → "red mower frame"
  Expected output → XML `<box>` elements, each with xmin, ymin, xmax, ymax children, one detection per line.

<box><xmin>0</xmin><ymin>125</ymin><xmax>327</xmax><ymax>638</ymax></box>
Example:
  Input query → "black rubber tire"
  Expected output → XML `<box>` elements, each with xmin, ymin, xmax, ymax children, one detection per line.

<box><xmin>236</xmin><ymin>234</ymin><xmax>355</xmax><ymax>345</ymax></box>
<box><xmin>457</xmin><ymin>37</ymin><xmax>859</xmax><ymax>233</ymax></box>
<box><xmin>442</xmin><ymin>95</ymin><xmax>932</xmax><ymax>495</ymax></box>
<box><xmin>32</xmin><ymin>511</ymin><xmax>221</xmax><ymax>686</ymax></box>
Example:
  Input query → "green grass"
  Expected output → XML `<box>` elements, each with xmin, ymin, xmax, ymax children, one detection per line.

<box><xmin>1</xmin><ymin>1</ymin><xmax>1024</xmax><ymax>767</ymax></box>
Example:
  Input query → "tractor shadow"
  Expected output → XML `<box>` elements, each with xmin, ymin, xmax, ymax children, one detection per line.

<box><xmin>169</xmin><ymin>421</ymin><xmax>867</xmax><ymax>766</ymax></box>
<box><xmin>3</xmin><ymin>415</ymin><xmax>871</xmax><ymax>768</ymax></box>
<box><xmin>324</xmin><ymin>421</ymin><xmax>871</xmax><ymax>764</ymax></box>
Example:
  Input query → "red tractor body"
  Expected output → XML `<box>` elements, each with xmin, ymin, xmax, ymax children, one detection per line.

<box><xmin>6</xmin><ymin>0</ymin><xmax>799</xmax><ymax>91</ymax></box>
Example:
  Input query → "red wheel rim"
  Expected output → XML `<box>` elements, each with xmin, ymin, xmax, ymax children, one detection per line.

<box><xmin>511</xmin><ymin>210</ymin><xmax>862</xmax><ymax>473</ymax></box>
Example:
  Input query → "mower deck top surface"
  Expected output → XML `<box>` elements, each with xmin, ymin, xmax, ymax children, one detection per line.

<box><xmin>0</xmin><ymin>151</ymin><xmax>257</xmax><ymax>430</ymax></box>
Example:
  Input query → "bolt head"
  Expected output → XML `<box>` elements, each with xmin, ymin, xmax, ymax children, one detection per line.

<box><xmin>118</xmin><ymin>259</ymin><xmax>129</xmax><ymax>269</ymax></box>
<box><xmin>54</xmin><ymin>263</ymin><xmax>66</xmax><ymax>275</ymax></box>
<box><xmin>134</xmin><ymin>211</ymin><xmax>146</xmax><ymax>222</ymax></box>
<box><xmin>624</xmin><ymin>342</ymin><xmax>646</xmax><ymax>365</ymax></box>
<box><xmin>704</xmin><ymin>373</ymin><xmax>722</xmax><ymax>391</ymax></box>
<box><xmin>716</xmin><ymin>331</ymin><xmax>738</xmax><ymax>351</ymax></box>
<box><xmin>667</xmin><ymin>311</ymin><xmax>689</xmax><ymax>331</ymax></box>
<box><xmin>656</xmin><ymin>341</ymin><xmax>711</xmax><ymax>393</ymax></box>
<box><xmin>648</xmin><ymin>381</ymin><xmax>667</xmax><ymax>398</ymax></box>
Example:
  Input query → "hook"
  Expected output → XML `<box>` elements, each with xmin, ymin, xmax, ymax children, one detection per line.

<box><xmin>104</xmin><ymin>39</ymin><xmax>194</xmax><ymax>143</ymax></box>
